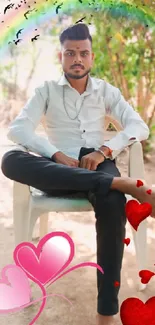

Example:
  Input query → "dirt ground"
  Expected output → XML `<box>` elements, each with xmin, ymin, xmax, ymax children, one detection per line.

<box><xmin>0</xmin><ymin>128</ymin><xmax>155</xmax><ymax>325</ymax></box>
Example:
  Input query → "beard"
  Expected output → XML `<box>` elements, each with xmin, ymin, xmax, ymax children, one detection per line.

<box><xmin>64</xmin><ymin>67</ymin><xmax>91</xmax><ymax>80</ymax></box>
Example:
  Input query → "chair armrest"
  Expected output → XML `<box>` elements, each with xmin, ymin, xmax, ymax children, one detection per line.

<box><xmin>128</xmin><ymin>142</ymin><xmax>145</xmax><ymax>179</ymax></box>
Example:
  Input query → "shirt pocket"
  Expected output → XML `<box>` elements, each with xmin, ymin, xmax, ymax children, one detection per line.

<box><xmin>84</xmin><ymin>95</ymin><xmax>105</xmax><ymax>120</ymax></box>
<box><xmin>87</xmin><ymin>95</ymin><xmax>105</xmax><ymax>108</ymax></box>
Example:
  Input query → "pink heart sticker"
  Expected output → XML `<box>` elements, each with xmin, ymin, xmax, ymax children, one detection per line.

<box><xmin>0</xmin><ymin>265</ymin><xmax>31</xmax><ymax>312</ymax></box>
<box><xmin>13</xmin><ymin>231</ymin><xmax>75</xmax><ymax>286</ymax></box>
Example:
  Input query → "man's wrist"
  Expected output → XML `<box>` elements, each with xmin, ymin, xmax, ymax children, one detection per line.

<box><xmin>98</xmin><ymin>145</ymin><xmax>112</xmax><ymax>158</ymax></box>
<box><xmin>96</xmin><ymin>149</ymin><xmax>107</xmax><ymax>159</ymax></box>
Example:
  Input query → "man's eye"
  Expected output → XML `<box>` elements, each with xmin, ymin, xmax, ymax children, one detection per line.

<box><xmin>66</xmin><ymin>52</ymin><xmax>88</xmax><ymax>56</ymax></box>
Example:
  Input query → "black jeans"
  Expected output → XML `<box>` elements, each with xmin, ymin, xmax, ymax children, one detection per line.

<box><xmin>1</xmin><ymin>147</ymin><xmax>127</xmax><ymax>316</ymax></box>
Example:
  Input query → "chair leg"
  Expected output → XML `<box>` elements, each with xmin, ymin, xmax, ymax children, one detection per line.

<box><xmin>131</xmin><ymin>219</ymin><xmax>147</xmax><ymax>291</ymax></box>
<box><xmin>25</xmin><ymin>210</ymin><xmax>49</xmax><ymax>242</ymax></box>
<box><xmin>39</xmin><ymin>213</ymin><xmax>49</xmax><ymax>239</ymax></box>
<box><xmin>13</xmin><ymin>182</ymin><xmax>32</xmax><ymax>246</ymax></box>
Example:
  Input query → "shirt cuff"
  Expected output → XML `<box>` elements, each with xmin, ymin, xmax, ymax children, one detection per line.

<box><xmin>31</xmin><ymin>144</ymin><xmax>60</xmax><ymax>159</ymax></box>
<box><xmin>104</xmin><ymin>136</ymin><xmax>139</xmax><ymax>160</ymax></box>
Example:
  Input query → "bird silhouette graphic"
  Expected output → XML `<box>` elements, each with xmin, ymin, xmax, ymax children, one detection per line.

<box><xmin>14</xmin><ymin>39</ymin><xmax>22</xmax><ymax>45</ymax></box>
<box><xmin>56</xmin><ymin>3</ymin><xmax>63</xmax><ymax>14</ymax></box>
<box><xmin>24</xmin><ymin>8</ymin><xmax>36</xmax><ymax>20</ymax></box>
<box><xmin>75</xmin><ymin>16</ymin><xmax>86</xmax><ymax>24</ymax></box>
<box><xmin>8</xmin><ymin>39</ymin><xmax>22</xmax><ymax>45</ymax></box>
<box><xmin>31</xmin><ymin>34</ymin><xmax>40</xmax><ymax>42</ymax></box>
<box><xmin>16</xmin><ymin>28</ymin><xmax>24</xmax><ymax>39</ymax></box>
<box><xmin>4</xmin><ymin>3</ymin><xmax>14</xmax><ymax>14</ymax></box>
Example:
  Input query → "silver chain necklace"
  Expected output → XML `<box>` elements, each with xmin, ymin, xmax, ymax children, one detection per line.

<box><xmin>62</xmin><ymin>86</ymin><xmax>85</xmax><ymax>120</ymax></box>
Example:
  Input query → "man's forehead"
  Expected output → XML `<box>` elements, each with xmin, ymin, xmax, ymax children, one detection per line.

<box><xmin>62</xmin><ymin>39</ymin><xmax>91</xmax><ymax>51</ymax></box>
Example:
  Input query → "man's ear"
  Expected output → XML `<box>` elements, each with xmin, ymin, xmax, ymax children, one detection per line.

<box><xmin>90</xmin><ymin>52</ymin><xmax>95</xmax><ymax>68</ymax></box>
<box><xmin>92</xmin><ymin>52</ymin><xmax>95</xmax><ymax>61</ymax></box>
<box><xmin>57</xmin><ymin>51</ymin><xmax>62</xmax><ymax>63</ymax></box>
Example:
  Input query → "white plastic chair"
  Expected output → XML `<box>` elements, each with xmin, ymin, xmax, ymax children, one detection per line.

<box><xmin>12</xmin><ymin>118</ymin><xmax>147</xmax><ymax>290</ymax></box>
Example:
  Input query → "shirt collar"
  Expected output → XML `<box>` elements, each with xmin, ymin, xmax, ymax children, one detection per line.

<box><xmin>57</xmin><ymin>73</ymin><xmax>99</xmax><ymax>93</ymax></box>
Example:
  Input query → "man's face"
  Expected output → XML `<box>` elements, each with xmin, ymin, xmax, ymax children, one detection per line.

<box><xmin>58</xmin><ymin>39</ymin><xmax>94</xmax><ymax>80</ymax></box>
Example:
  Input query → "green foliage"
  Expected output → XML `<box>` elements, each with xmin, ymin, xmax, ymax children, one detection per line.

<box><xmin>144</xmin><ymin>124</ymin><xmax>155</xmax><ymax>153</ymax></box>
<box><xmin>90</xmin><ymin>13</ymin><xmax>155</xmax><ymax>97</ymax></box>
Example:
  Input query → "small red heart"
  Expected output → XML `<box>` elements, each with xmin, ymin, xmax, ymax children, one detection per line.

<box><xmin>114</xmin><ymin>281</ymin><xmax>120</xmax><ymax>287</ymax></box>
<box><xmin>120</xmin><ymin>297</ymin><xmax>155</xmax><ymax>325</ymax></box>
<box><xmin>123</xmin><ymin>238</ymin><xmax>130</xmax><ymax>246</ymax></box>
<box><xmin>146</xmin><ymin>189</ymin><xmax>152</xmax><ymax>195</ymax></box>
<box><xmin>139</xmin><ymin>270</ymin><xmax>155</xmax><ymax>284</ymax></box>
<box><xmin>125</xmin><ymin>200</ymin><xmax>152</xmax><ymax>231</ymax></box>
<box><xmin>136</xmin><ymin>180</ymin><xmax>144</xmax><ymax>187</ymax></box>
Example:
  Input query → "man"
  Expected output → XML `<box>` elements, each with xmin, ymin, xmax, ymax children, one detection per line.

<box><xmin>1</xmin><ymin>23</ymin><xmax>155</xmax><ymax>325</ymax></box>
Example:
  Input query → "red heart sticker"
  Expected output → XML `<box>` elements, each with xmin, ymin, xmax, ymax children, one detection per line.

<box><xmin>146</xmin><ymin>189</ymin><xmax>152</xmax><ymax>195</ymax></box>
<box><xmin>114</xmin><ymin>281</ymin><xmax>120</xmax><ymax>287</ymax></box>
<box><xmin>125</xmin><ymin>200</ymin><xmax>152</xmax><ymax>231</ymax></box>
<box><xmin>136</xmin><ymin>180</ymin><xmax>144</xmax><ymax>187</ymax></box>
<box><xmin>123</xmin><ymin>238</ymin><xmax>130</xmax><ymax>246</ymax></box>
<box><xmin>139</xmin><ymin>270</ymin><xmax>155</xmax><ymax>284</ymax></box>
<box><xmin>120</xmin><ymin>297</ymin><xmax>155</xmax><ymax>325</ymax></box>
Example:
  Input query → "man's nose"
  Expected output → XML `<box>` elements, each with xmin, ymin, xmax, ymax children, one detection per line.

<box><xmin>73</xmin><ymin>54</ymin><xmax>82</xmax><ymax>63</ymax></box>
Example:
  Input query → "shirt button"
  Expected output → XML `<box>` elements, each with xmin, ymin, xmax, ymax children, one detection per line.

<box><xmin>83</xmin><ymin>130</ymin><xmax>85</xmax><ymax>133</ymax></box>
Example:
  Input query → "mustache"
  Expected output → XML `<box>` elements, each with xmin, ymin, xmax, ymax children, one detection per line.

<box><xmin>71</xmin><ymin>65</ymin><xmax>84</xmax><ymax>69</ymax></box>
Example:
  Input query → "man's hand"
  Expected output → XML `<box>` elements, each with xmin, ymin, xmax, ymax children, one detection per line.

<box><xmin>79</xmin><ymin>151</ymin><xmax>105</xmax><ymax>171</ymax></box>
<box><xmin>52</xmin><ymin>151</ymin><xmax>79</xmax><ymax>167</ymax></box>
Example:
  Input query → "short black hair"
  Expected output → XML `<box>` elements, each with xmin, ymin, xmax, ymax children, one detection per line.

<box><xmin>59</xmin><ymin>23</ymin><xmax>92</xmax><ymax>46</ymax></box>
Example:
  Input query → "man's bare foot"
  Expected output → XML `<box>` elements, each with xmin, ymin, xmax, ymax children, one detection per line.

<box><xmin>96</xmin><ymin>314</ymin><xmax>116</xmax><ymax>325</ymax></box>
<box><xmin>111</xmin><ymin>178</ymin><xmax>155</xmax><ymax>218</ymax></box>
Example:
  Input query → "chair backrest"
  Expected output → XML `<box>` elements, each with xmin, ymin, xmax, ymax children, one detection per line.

<box><xmin>104</xmin><ymin>116</ymin><xmax>123</xmax><ymax>132</ymax></box>
<box><xmin>41</xmin><ymin>115</ymin><xmax>123</xmax><ymax>133</ymax></box>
